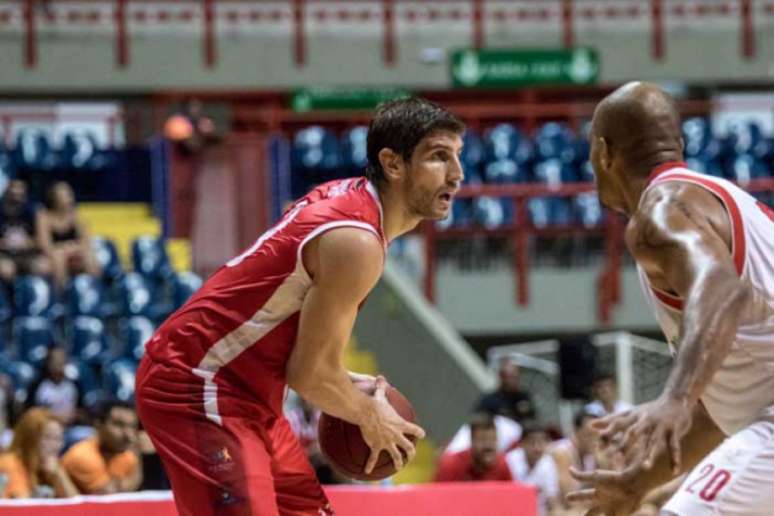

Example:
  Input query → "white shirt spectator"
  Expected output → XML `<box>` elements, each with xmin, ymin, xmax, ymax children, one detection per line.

<box><xmin>445</xmin><ymin>415</ymin><xmax>522</xmax><ymax>454</ymax></box>
<box><xmin>505</xmin><ymin>448</ymin><xmax>560</xmax><ymax>516</ymax></box>
<box><xmin>584</xmin><ymin>399</ymin><xmax>633</xmax><ymax>417</ymax></box>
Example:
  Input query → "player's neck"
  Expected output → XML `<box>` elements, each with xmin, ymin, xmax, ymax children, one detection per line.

<box><xmin>620</xmin><ymin>174</ymin><xmax>649</xmax><ymax>217</ymax></box>
<box><xmin>378</xmin><ymin>187</ymin><xmax>422</xmax><ymax>241</ymax></box>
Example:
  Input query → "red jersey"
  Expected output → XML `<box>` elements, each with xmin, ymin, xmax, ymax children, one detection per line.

<box><xmin>434</xmin><ymin>450</ymin><xmax>513</xmax><ymax>482</ymax></box>
<box><xmin>145</xmin><ymin>177</ymin><xmax>385</xmax><ymax>425</ymax></box>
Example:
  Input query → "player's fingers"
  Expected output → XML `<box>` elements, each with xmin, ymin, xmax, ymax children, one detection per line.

<box><xmin>364</xmin><ymin>447</ymin><xmax>381</xmax><ymax>474</ymax></box>
<box><xmin>668</xmin><ymin>429</ymin><xmax>682</xmax><ymax>474</ymax></box>
<box><xmin>403</xmin><ymin>422</ymin><xmax>426</xmax><ymax>440</ymax></box>
<box><xmin>387</xmin><ymin>444</ymin><xmax>404</xmax><ymax>471</ymax></box>
<box><xmin>373</xmin><ymin>376</ymin><xmax>388</xmax><ymax>400</ymax></box>
<box><xmin>641</xmin><ymin>426</ymin><xmax>665</xmax><ymax>470</ymax></box>
<box><xmin>565</xmin><ymin>489</ymin><xmax>597</xmax><ymax>503</ymax></box>
<box><xmin>599</xmin><ymin>414</ymin><xmax>637</xmax><ymax>440</ymax></box>
<box><xmin>585</xmin><ymin>507</ymin><xmax>609</xmax><ymax>516</ymax></box>
<box><xmin>571</xmin><ymin>466</ymin><xmax>625</xmax><ymax>484</ymax></box>
<box><xmin>395</xmin><ymin>434</ymin><xmax>416</xmax><ymax>462</ymax></box>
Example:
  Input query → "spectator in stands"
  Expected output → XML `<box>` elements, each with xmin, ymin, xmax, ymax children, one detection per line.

<box><xmin>35</xmin><ymin>181</ymin><xmax>99</xmax><ymax>290</ymax></box>
<box><xmin>61</xmin><ymin>400</ymin><xmax>142</xmax><ymax>494</ymax></box>
<box><xmin>549</xmin><ymin>410</ymin><xmax>600</xmax><ymax>510</ymax></box>
<box><xmin>163</xmin><ymin>99</ymin><xmax>219</xmax><ymax>155</ymax></box>
<box><xmin>476</xmin><ymin>358</ymin><xmax>536</xmax><ymax>423</ymax></box>
<box><xmin>0</xmin><ymin>407</ymin><xmax>78</xmax><ymax>498</ymax></box>
<box><xmin>444</xmin><ymin>414</ymin><xmax>522</xmax><ymax>455</ymax></box>
<box><xmin>25</xmin><ymin>347</ymin><xmax>81</xmax><ymax>427</ymax></box>
<box><xmin>0</xmin><ymin>179</ymin><xmax>50</xmax><ymax>286</ymax></box>
<box><xmin>505</xmin><ymin>422</ymin><xmax>560</xmax><ymax>516</ymax></box>
<box><xmin>583</xmin><ymin>373</ymin><xmax>632</xmax><ymax>417</ymax></box>
<box><xmin>434</xmin><ymin>413</ymin><xmax>512</xmax><ymax>482</ymax></box>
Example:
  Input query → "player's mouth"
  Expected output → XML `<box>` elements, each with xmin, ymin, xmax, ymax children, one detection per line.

<box><xmin>437</xmin><ymin>189</ymin><xmax>458</xmax><ymax>208</ymax></box>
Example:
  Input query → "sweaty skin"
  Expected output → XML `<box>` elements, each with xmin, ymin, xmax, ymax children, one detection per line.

<box><xmin>568</xmin><ymin>82</ymin><xmax>750</xmax><ymax>515</ymax></box>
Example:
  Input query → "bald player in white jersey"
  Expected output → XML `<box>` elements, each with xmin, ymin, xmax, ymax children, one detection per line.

<box><xmin>566</xmin><ymin>82</ymin><xmax>774</xmax><ymax>516</ymax></box>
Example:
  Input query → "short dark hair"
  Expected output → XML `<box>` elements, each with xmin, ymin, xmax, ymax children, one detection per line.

<box><xmin>574</xmin><ymin>409</ymin><xmax>598</xmax><ymax>430</ymax></box>
<box><xmin>365</xmin><ymin>97</ymin><xmax>465</xmax><ymax>187</ymax></box>
<box><xmin>468</xmin><ymin>412</ymin><xmax>496</xmax><ymax>436</ymax></box>
<box><xmin>520</xmin><ymin>420</ymin><xmax>547</xmax><ymax>440</ymax></box>
<box><xmin>92</xmin><ymin>398</ymin><xmax>135</xmax><ymax>424</ymax></box>
<box><xmin>592</xmin><ymin>372</ymin><xmax>615</xmax><ymax>385</ymax></box>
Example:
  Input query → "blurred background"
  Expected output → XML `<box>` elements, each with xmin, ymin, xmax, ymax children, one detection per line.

<box><xmin>0</xmin><ymin>0</ymin><xmax>772</xmax><ymax>514</ymax></box>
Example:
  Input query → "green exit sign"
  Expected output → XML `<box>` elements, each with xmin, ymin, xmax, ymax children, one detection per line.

<box><xmin>290</xmin><ymin>87</ymin><xmax>410</xmax><ymax>112</ymax></box>
<box><xmin>451</xmin><ymin>48</ymin><xmax>599</xmax><ymax>88</ymax></box>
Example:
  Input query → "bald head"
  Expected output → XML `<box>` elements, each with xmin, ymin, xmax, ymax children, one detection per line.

<box><xmin>592</xmin><ymin>82</ymin><xmax>683</xmax><ymax>169</ymax></box>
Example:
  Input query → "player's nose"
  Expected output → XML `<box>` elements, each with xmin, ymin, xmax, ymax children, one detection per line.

<box><xmin>448</xmin><ymin>155</ymin><xmax>464</xmax><ymax>183</ymax></box>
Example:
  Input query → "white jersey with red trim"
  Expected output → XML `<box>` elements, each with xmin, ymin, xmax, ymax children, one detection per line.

<box><xmin>637</xmin><ymin>164</ymin><xmax>774</xmax><ymax>435</ymax></box>
<box><xmin>145</xmin><ymin>177</ymin><xmax>385</xmax><ymax>425</ymax></box>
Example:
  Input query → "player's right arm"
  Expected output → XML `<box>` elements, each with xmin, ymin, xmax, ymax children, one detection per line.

<box><xmin>287</xmin><ymin>227</ymin><xmax>425</xmax><ymax>473</ymax></box>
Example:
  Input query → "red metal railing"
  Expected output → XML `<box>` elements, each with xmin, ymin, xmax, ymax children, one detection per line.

<box><xmin>2</xmin><ymin>0</ymin><xmax>769</xmax><ymax>70</ymax></box>
<box><xmin>423</xmin><ymin>178</ymin><xmax>774</xmax><ymax>325</ymax></box>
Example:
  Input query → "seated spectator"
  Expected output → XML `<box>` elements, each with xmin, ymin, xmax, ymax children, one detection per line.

<box><xmin>549</xmin><ymin>410</ymin><xmax>601</xmax><ymax>510</ymax></box>
<box><xmin>0</xmin><ymin>407</ymin><xmax>78</xmax><ymax>498</ymax></box>
<box><xmin>505</xmin><ymin>422</ymin><xmax>560</xmax><ymax>516</ymax></box>
<box><xmin>476</xmin><ymin>357</ymin><xmax>536</xmax><ymax>423</ymax></box>
<box><xmin>434</xmin><ymin>413</ymin><xmax>512</xmax><ymax>482</ymax></box>
<box><xmin>584</xmin><ymin>373</ymin><xmax>633</xmax><ymax>417</ymax></box>
<box><xmin>35</xmin><ymin>181</ymin><xmax>99</xmax><ymax>290</ymax></box>
<box><xmin>25</xmin><ymin>347</ymin><xmax>82</xmax><ymax>426</ymax></box>
<box><xmin>0</xmin><ymin>179</ymin><xmax>50</xmax><ymax>286</ymax></box>
<box><xmin>444</xmin><ymin>414</ymin><xmax>522</xmax><ymax>455</ymax></box>
<box><xmin>61</xmin><ymin>400</ymin><xmax>142</xmax><ymax>494</ymax></box>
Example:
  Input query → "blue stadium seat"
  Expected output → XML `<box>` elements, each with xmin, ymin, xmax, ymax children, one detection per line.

<box><xmin>91</xmin><ymin>236</ymin><xmax>123</xmax><ymax>285</ymax></box>
<box><xmin>340</xmin><ymin>126</ymin><xmax>368</xmax><ymax>174</ymax></box>
<box><xmin>474</xmin><ymin>197</ymin><xmax>511</xmax><ymax>228</ymax></box>
<box><xmin>118</xmin><ymin>316</ymin><xmax>155</xmax><ymax>361</ymax></box>
<box><xmin>0</xmin><ymin>356</ymin><xmax>37</xmax><ymax>405</ymax></box>
<box><xmin>58</xmin><ymin>130</ymin><xmax>98</xmax><ymax>171</ymax></box>
<box><xmin>117</xmin><ymin>272</ymin><xmax>153</xmax><ymax>318</ymax></box>
<box><xmin>292</xmin><ymin>126</ymin><xmax>342</xmax><ymax>192</ymax></box>
<box><xmin>460</xmin><ymin>130</ymin><xmax>485</xmax><ymax>183</ymax></box>
<box><xmin>574</xmin><ymin>193</ymin><xmax>604</xmax><ymax>228</ymax></box>
<box><xmin>534</xmin><ymin>122</ymin><xmax>577</xmax><ymax>163</ymax></box>
<box><xmin>102</xmin><ymin>358</ymin><xmax>137</xmax><ymax>402</ymax></box>
<box><xmin>484</xmin><ymin>159</ymin><xmax>529</xmax><ymax>184</ymax></box>
<box><xmin>69</xmin><ymin>316</ymin><xmax>108</xmax><ymax>365</ymax></box>
<box><xmin>682</xmin><ymin>117</ymin><xmax>712</xmax><ymax>157</ymax></box>
<box><xmin>65</xmin><ymin>274</ymin><xmax>104</xmax><ymax>318</ymax></box>
<box><xmin>533</xmin><ymin>159</ymin><xmax>580</xmax><ymax>185</ymax></box>
<box><xmin>484</xmin><ymin>124</ymin><xmax>533</xmax><ymax>164</ymax></box>
<box><xmin>13</xmin><ymin>316</ymin><xmax>54</xmax><ymax>366</ymax></box>
<box><xmin>172</xmin><ymin>271</ymin><xmax>202</xmax><ymax>310</ymax></box>
<box><xmin>64</xmin><ymin>358</ymin><xmax>102</xmax><ymax>407</ymax></box>
<box><xmin>0</xmin><ymin>286</ymin><xmax>12</xmax><ymax>326</ymax></box>
<box><xmin>685</xmin><ymin>156</ymin><xmax>724</xmax><ymax>178</ymax></box>
<box><xmin>131</xmin><ymin>236</ymin><xmax>174</xmax><ymax>286</ymax></box>
<box><xmin>14</xmin><ymin>276</ymin><xmax>55</xmax><ymax>318</ymax></box>
<box><xmin>12</xmin><ymin>129</ymin><xmax>56</xmax><ymax>171</ymax></box>
<box><xmin>729</xmin><ymin>154</ymin><xmax>768</xmax><ymax>184</ymax></box>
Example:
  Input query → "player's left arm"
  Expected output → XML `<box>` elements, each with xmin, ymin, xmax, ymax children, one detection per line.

<box><xmin>633</xmin><ymin>189</ymin><xmax>750</xmax><ymax>413</ymax></box>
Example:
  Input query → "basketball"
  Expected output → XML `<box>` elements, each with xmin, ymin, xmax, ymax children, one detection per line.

<box><xmin>318</xmin><ymin>386</ymin><xmax>417</xmax><ymax>481</ymax></box>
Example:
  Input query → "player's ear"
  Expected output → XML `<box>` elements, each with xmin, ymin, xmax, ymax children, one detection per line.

<box><xmin>378</xmin><ymin>148</ymin><xmax>405</xmax><ymax>183</ymax></box>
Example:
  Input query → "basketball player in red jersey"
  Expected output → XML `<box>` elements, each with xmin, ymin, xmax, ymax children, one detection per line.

<box><xmin>566</xmin><ymin>83</ymin><xmax>774</xmax><ymax>515</ymax></box>
<box><xmin>135</xmin><ymin>98</ymin><xmax>465</xmax><ymax>515</ymax></box>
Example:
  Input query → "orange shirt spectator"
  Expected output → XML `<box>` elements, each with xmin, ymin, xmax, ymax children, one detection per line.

<box><xmin>61</xmin><ymin>437</ymin><xmax>139</xmax><ymax>494</ymax></box>
<box><xmin>0</xmin><ymin>453</ymin><xmax>31</xmax><ymax>498</ymax></box>
<box><xmin>61</xmin><ymin>400</ymin><xmax>142</xmax><ymax>494</ymax></box>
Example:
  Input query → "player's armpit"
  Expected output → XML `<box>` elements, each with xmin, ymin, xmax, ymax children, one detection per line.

<box><xmin>286</xmin><ymin>227</ymin><xmax>384</xmax><ymax>424</ymax></box>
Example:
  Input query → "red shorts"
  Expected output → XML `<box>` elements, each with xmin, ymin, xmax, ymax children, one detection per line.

<box><xmin>135</xmin><ymin>356</ymin><xmax>332</xmax><ymax>516</ymax></box>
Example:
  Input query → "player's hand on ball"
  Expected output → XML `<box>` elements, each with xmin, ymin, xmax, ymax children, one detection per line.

<box><xmin>360</xmin><ymin>376</ymin><xmax>425</xmax><ymax>475</ymax></box>
<box><xmin>594</xmin><ymin>397</ymin><xmax>692</xmax><ymax>474</ymax></box>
